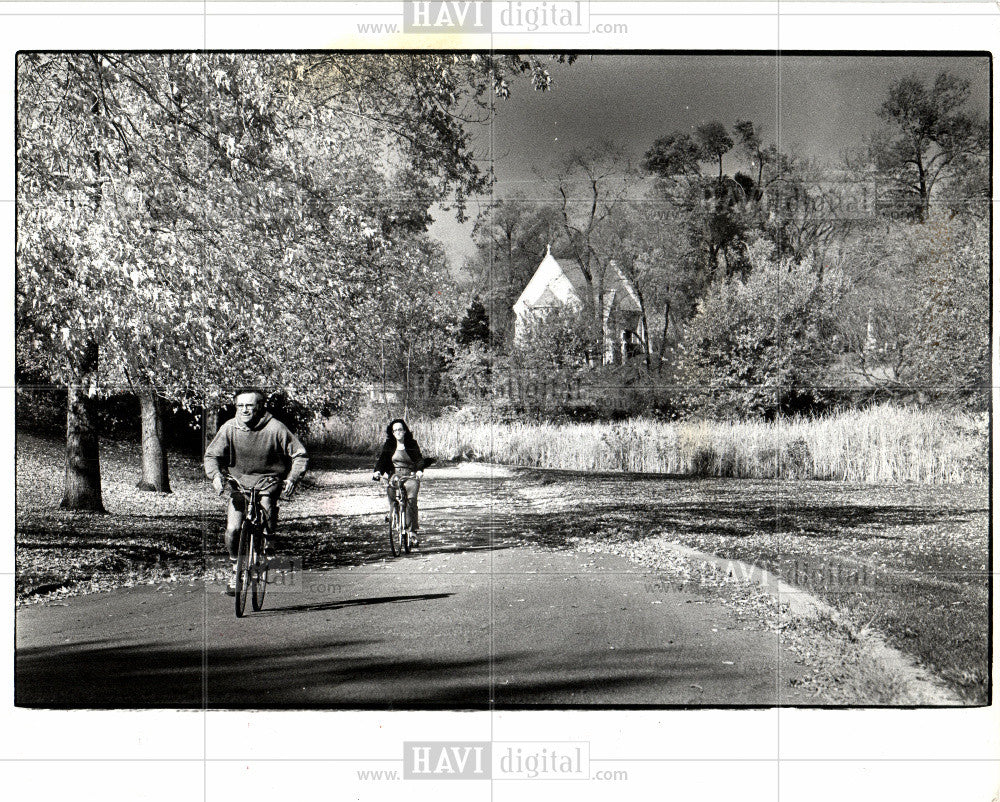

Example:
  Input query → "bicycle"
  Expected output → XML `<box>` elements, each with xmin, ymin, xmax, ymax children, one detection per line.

<box><xmin>226</xmin><ymin>477</ymin><xmax>272</xmax><ymax>617</ymax></box>
<box><xmin>378</xmin><ymin>473</ymin><xmax>414</xmax><ymax>557</ymax></box>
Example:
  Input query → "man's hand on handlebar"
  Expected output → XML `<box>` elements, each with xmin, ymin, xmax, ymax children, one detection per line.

<box><xmin>281</xmin><ymin>479</ymin><xmax>296</xmax><ymax>500</ymax></box>
<box><xmin>212</xmin><ymin>474</ymin><xmax>226</xmax><ymax>496</ymax></box>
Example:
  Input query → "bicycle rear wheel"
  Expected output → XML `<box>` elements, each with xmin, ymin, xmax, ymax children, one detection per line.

<box><xmin>250</xmin><ymin>528</ymin><xmax>268</xmax><ymax>612</ymax></box>
<box><xmin>234</xmin><ymin>524</ymin><xmax>251</xmax><ymax>618</ymax></box>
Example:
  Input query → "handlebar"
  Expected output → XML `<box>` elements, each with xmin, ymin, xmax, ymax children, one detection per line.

<box><xmin>225</xmin><ymin>476</ymin><xmax>245</xmax><ymax>493</ymax></box>
<box><xmin>220</xmin><ymin>475</ymin><xmax>295</xmax><ymax>500</ymax></box>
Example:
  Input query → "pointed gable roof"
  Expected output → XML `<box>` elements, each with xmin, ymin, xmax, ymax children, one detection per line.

<box><xmin>513</xmin><ymin>245</ymin><xmax>583</xmax><ymax>314</ymax></box>
<box><xmin>533</xmin><ymin>287</ymin><xmax>562</xmax><ymax>308</ymax></box>
<box><xmin>513</xmin><ymin>246</ymin><xmax>641</xmax><ymax>315</ymax></box>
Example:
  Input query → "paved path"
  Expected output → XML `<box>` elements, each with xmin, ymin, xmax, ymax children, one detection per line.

<box><xmin>17</xmin><ymin>539</ymin><xmax>808</xmax><ymax>707</ymax></box>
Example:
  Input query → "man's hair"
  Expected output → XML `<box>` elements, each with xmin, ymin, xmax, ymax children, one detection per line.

<box><xmin>233</xmin><ymin>386</ymin><xmax>266</xmax><ymax>404</ymax></box>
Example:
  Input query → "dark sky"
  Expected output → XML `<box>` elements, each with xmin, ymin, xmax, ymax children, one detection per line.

<box><xmin>429</xmin><ymin>53</ymin><xmax>990</xmax><ymax>267</ymax></box>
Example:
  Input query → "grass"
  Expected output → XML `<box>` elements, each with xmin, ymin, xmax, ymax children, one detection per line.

<box><xmin>311</xmin><ymin>403</ymin><xmax>987</xmax><ymax>485</ymax></box>
<box><xmin>510</xmin><ymin>474</ymin><xmax>989</xmax><ymax>703</ymax></box>
<box><xmin>15</xmin><ymin>433</ymin><xmax>219</xmax><ymax>601</ymax></box>
<box><xmin>579</xmin><ymin>536</ymin><xmax>952</xmax><ymax>705</ymax></box>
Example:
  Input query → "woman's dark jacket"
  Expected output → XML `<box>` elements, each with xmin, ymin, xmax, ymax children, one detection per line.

<box><xmin>374</xmin><ymin>436</ymin><xmax>425</xmax><ymax>475</ymax></box>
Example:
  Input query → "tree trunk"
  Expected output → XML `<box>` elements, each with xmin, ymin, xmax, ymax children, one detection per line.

<box><xmin>60</xmin><ymin>341</ymin><xmax>105</xmax><ymax>512</ymax></box>
<box><xmin>595</xmin><ymin>275</ymin><xmax>607</xmax><ymax>364</ymax></box>
<box><xmin>137</xmin><ymin>386</ymin><xmax>171</xmax><ymax>493</ymax></box>
<box><xmin>203</xmin><ymin>405</ymin><xmax>220</xmax><ymax>453</ymax></box>
<box><xmin>639</xmin><ymin>300</ymin><xmax>652</xmax><ymax>370</ymax></box>
<box><xmin>657</xmin><ymin>298</ymin><xmax>670</xmax><ymax>371</ymax></box>
<box><xmin>916</xmin><ymin>156</ymin><xmax>928</xmax><ymax>222</ymax></box>
<box><xmin>403</xmin><ymin>341</ymin><xmax>412</xmax><ymax>419</ymax></box>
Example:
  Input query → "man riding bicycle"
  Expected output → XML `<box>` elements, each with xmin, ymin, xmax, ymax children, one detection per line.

<box><xmin>204</xmin><ymin>387</ymin><xmax>308</xmax><ymax>595</ymax></box>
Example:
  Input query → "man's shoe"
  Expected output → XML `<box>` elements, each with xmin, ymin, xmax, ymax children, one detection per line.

<box><xmin>408</xmin><ymin>531</ymin><xmax>419</xmax><ymax>547</ymax></box>
<box><xmin>224</xmin><ymin>562</ymin><xmax>238</xmax><ymax>596</ymax></box>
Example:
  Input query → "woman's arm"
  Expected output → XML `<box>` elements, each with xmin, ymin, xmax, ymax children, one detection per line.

<box><xmin>374</xmin><ymin>443</ymin><xmax>392</xmax><ymax>475</ymax></box>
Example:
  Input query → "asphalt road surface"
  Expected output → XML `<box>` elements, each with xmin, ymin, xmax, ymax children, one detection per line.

<box><xmin>17</xmin><ymin>541</ymin><xmax>809</xmax><ymax>708</ymax></box>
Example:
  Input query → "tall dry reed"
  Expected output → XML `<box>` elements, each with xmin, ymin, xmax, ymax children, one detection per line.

<box><xmin>309</xmin><ymin>404</ymin><xmax>986</xmax><ymax>485</ymax></box>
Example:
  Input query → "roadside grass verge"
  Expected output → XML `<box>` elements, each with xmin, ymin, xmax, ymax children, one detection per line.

<box><xmin>509</xmin><ymin>474</ymin><xmax>989</xmax><ymax>703</ymax></box>
<box><xmin>577</xmin><ymin>536</ymin><xmax>952</xmax><ymax>705</ymax></box>
<box><xmin>15</xmin><ymin>433</ymin><xmax>219</xmax><ymax>602</ymax></box>
<box><xmin>312</xmin><ymin>403</ymin><xmax>986</xmax><ymax>485</ymax></box>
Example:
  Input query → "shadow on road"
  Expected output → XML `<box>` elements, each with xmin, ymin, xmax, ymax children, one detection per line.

<box><xmin>254</xmin><ymin>592</ymin><xmax>454</xmax><ymax>617</ymax></box>
<box><xmin>15</xmin><ymin>638</ymin><xmax>748</xmax><ymax>708</ymax></box>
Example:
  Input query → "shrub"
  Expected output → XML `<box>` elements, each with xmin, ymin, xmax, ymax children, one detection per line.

<box><xmin>441</xmin><ymin>342</ymin><xmax>492</xmax><ymax>403</ymax></box>
<box><xmin>677</xmin><ymin>238</ymin><xmax>845</xmax><ymax>418</ymax></box>
<box><xmin>835</xmin><ymin>216</ymin><xmax>990</xmax><ymax>411</ymax></box>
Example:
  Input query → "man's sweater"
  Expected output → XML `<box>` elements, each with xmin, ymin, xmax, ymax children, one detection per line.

<box><xmin>203</xmin><ymin>412</ymin><xmax>308</xmax><ymax>490</ymax></box>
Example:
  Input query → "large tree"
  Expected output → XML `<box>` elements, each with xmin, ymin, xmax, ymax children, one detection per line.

<box><xmin>598</xmin><ymin>201</ymin><xmax>704</xmax><ymax>372</ymax></box>
<box><xmin>548</xmin><ymin>141</ymin><xmax>639</xmax><ymax>348</ymax></box>
<box><xmin>17</xmin><ymin>54</ymin><xmax>292</xmax><ymax>500</ymax></box>
<box><xmin>644</xmin><ymin>119</ymin><xmax>858</xmax><ymax>273</ymax></box>
<box><xmin>643</xmin><ymin>121</ymin><xmax>753</xmax><ymax>277</ymax></box>
<box><xmin>17</xmin><ymin>52</ymin><xmax>570</xmax><ymax>509</ymax></box>
<box><xmin>678</xmin><ymin>238</ymin><xmax>846</xmax><ymax>418</ymax></box>
<box><xmin>834</xmin><ymin>215</ymin><xmax>989</xmax><ymax>404</ymax></box>
<box><xmin>468</xmin><ymin>197</ymin><xmax>558</xmax><ymax>343</ymax></box>
<box><xmin>871</xmin><ymin>71</ymin><xmax>988</xmax><ymax>222</ymax></box>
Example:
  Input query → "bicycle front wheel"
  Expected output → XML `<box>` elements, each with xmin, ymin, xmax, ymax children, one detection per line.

<box><xmin>234</xmin><ymin>524</ymin><xmax>251</xmax><ymax>618</ymax></box>
<box><xmin>250</xmin><ymin>528</ymin><xmax>268</xmax><ymax>612</ymax></box>
<box><xmin>389</xmin><ymin>505</ymin><xmax>403</xmax><ymax>557</ymax></box>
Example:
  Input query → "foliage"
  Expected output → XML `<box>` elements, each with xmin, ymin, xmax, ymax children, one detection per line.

<box><xmin>695</xmin><ymin>121</ymin><xmax>734</xmax><ymax>178</ymax></box>
<box><xmin>870</xmin><ymin>71</ymin><xmax>988</xmax><ymax>221</ymax></box>
<box><xmin>644</xmin><ymin>119</ymin><xmax>862</xmax><ymax>274</ymax></box>
<box><xmin>15</xmin><ymin>51</ymin><xmax>573</xmax><ymax>506</ymax></box>
<box><xmin>834</xmin><ymin>216</ymin><xmax>989</xmax><ymax>408</ymax></box>
<box><xmin>442</xmin><ymin>342</ymin><xmax>493</xmax><ymax>403</ymax></box>
<box><xmin>511</xmin><ymin>305</ymin><xmax>590</xmax><ymax>372</ymax></box>
<box><xmin>677</xmin><ymin>238</ymin><xmax>845</xmax><ymax>417</ymax></box>
<box><xmin>644</xmin><ymin>122</ymin><xmax>758</xmax><ymax>276</ymax></box>
<box><xmin>457</xmin><ymin>298</ymin><xmax>491</xmax><ymax>346</ymax></box>
<box><xmin>505</xmin><ymin>306</ymin><xmax>592</xmax><ymax>415</ymax></box>
<box><xmin>466</xmin><ymin>198</ymin><xmax>559</xmax><ymax>342</ymax></box>
<box><xmin>17</xmin><ymin>52</ymin><xmax>568</xmax><ymax>406</ymax></box>
<box><xmin>599</xmin><ymin>200</ymin><xmax>705</xmax><ymax>370</ymax></box>
<box><xmin>361</xmin><ymin>235</ymin><xmax>460</xmax><ymax>405</ymax></box>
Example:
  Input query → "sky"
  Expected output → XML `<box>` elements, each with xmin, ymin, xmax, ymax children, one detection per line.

<box><xmin>428</xmin><ymin>52</ymin><xmax>990</xmax><ymax>269</ymax></box>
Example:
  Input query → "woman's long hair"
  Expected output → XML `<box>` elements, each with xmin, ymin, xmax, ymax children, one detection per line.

<box><xmin>383</xmin><ymin>418</ymin><xmax>413</xmax><ymax>450</ymax></box>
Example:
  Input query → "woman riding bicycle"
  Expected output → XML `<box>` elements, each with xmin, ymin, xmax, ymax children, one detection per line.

<box><xmin>371</xmin><ymin>418</ymin><xmax>425</xmax><ymax>546</ymax></box>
